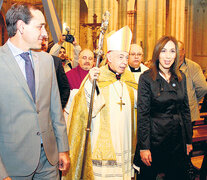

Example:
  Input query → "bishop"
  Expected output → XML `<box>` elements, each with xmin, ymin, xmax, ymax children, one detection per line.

<box><xmin>63</xmin><ymin>26</ymin><xmax>138</xmax><ymax>180</ymax></box>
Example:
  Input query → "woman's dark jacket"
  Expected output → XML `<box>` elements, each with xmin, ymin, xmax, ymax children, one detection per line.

<box><xmin>134</xmin><ymin>69</ymin><xmax>192</xmax><ymax>165</ymax></box>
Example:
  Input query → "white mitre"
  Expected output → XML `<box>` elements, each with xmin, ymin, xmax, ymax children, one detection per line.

<box><xmin>107</xmin><ymin>26</ymin><xmax>132</xmax><ymax>53</ymax></box>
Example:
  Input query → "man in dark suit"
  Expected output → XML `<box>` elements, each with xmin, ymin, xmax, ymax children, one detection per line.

<box><xmin>0</xmin><ymin>3</ymin><xmax>70</xmax><ymax>180</ymax></box>
<box><xmin>41</xmin><ymin>37</ymin><xmax>70</xmax><ymax>109</ymax></box>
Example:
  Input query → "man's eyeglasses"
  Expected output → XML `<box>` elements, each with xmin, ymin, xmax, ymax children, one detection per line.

<box><xmin>129</xmin><ymin>53</ymin><xmax>143</xmax><ymax>57</ymax></box>
<box><xmin>82</xmin><ymin>56</ymin><xmax>94</xmax><ymax>61</ymax></box>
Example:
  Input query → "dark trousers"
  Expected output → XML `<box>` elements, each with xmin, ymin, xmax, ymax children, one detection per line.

<box><xmin>137</xmin><ymin>161</ymin><xmax>188</xmax><ymax>180</ymax></box>
<box><xmin>137</xmin><ymin>149</ymin><xmax>189</xmax><ymax>180</ymax></box>
<box><xmin>200</xmin><ymin>154</ymin><xmax>207</xmax><ymax>180</ymax></box>
<box><xmin>59</xmin><ymin>170</ymin><xmax>62</xmax><ymax>180</ymax></box>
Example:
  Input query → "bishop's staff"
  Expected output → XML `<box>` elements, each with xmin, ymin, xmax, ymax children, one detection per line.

<box><xmin>81</xmin><ymin>11</ymin><xmax>110</xmax><ymax>179</ymax></box>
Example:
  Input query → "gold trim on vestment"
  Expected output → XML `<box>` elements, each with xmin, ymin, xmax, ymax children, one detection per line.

<box><xmin>92</xmin><ymin>85</ymin><xmax>117</xmax><ymax>161</ymax></box>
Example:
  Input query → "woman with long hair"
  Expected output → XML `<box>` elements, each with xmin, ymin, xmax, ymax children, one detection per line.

<box><xmin>133</xmin><ymin>36</ymin><xmax>192</xmax><ymax>180</ymax></box>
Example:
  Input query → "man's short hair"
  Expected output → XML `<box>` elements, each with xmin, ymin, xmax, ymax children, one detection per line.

<box><xmin>6</xmin><ymin>2</ymin><xmax>40</xmax><ymax>37</ymax></box>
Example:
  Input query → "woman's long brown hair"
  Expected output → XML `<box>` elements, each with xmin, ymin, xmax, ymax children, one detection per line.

<box><xmin>150</xmin><ymin>36</ymin><xmax>182</xmax><ymax>81</ymax></box>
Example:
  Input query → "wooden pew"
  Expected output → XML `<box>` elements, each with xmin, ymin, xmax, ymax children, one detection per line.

<box><xmin>192</xmin><ymin>125</ymin><xmax>207</xmax><ymax>143</ymax></box>
<box><xmin>193</xmin><ymin>118</ymin><xmax>205</xmax><ymax>126</ymax></box>
<box><xmin>200</xmin><ymin>112</ymin><xmax>207</xmax><ymax>119</ymax></box>
<box><xmin>192</xmin><ymin>124</ymin><xmax>207</xmax><ymax>179</ymax></box>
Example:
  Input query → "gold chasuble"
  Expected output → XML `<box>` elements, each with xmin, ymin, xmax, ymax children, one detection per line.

<box><xmin>63</xmin><ymin>65</ymin><xmax>137</xmax><ymax>180</ymax></box>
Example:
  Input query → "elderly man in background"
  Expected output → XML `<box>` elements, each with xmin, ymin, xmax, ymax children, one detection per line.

<box><xmin>64</xmin><ymin>49</ymin><xmax>94</xmax><ymax>125</ymax></box>
<box><xmin>66</xmin><ymin>49</ymin><xmax>94</xmax><ymax>90</ymax></box>
<box><xmin>128</xmin><ymin>44</ymin><xmax>148</xmax><ymax>83</ymax></box>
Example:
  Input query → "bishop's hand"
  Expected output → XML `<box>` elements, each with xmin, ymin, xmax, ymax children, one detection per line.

<box><xmin>89</xmin><ymin>67</ymin><xmax>100</xmax><ymax>83</ymax></box>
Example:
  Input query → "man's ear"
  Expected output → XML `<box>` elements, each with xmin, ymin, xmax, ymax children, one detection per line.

<box><xmin>107</xmin><ymin>52</ymin><xmax>112</xmax><ymax>63</ymax></box>
<box><xmin>16</xmin><ymin>20</ymin><xmax>25</xmax><ymax>34</ymax></box>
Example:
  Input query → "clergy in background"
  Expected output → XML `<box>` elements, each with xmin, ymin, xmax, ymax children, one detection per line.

<box><xmin>66</xmin><ymin>49</ymin><xmax>94</xmax><ymax>90</ymax></box>
<box><xmin>64</xmin><ymin>49</ymin><xmax>94</xmax><ymax>125</ymax></box>
<box><xmin>128</xmin><ymin>44</ymin><xmax>149</xmax><ymax>83</ymax></box>
<box><xmin>63</xmin><ymin>26</ymin><xmax>138</xmax><ymax>180</ymax></box>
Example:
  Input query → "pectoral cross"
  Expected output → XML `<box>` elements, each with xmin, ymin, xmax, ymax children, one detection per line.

<box><xmin>117</xmin><ymin>97</ymin><xmax>125</xmax><ymax>111</ymax></box>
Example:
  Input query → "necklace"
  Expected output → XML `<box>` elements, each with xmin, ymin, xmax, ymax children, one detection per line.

<box><xmin>112</xmin><ymin>81</ymin><xmax>125</xmax><ymax>111</ymax></box>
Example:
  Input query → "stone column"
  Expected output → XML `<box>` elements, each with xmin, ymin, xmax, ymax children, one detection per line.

<box><xmin>94</xmin><ymin>0</ymin><xmax>102</xmax><ymax>22</ymax></box>
<box><xmin>108</xmin><ymin>0</ymin><xmax>117</xmax><ymax>32</ymax></box>
<box><xmin>94</xmin><ymin>0</ymin><xmax>102</xmax><ymax>51</ymax></box>
<box><xmin>168</xmin><ymin>0</ymin><xmax>185</xmax><ymax>42</ymax></box>
<box><xmin>117</xmin><ymin>0</ymin><xmax>127</xmax><ymax>29</ymax></box>
<box><xmin>135</xmin><ymin>0</ymin><xmax>145</xmax><ymax>48</ymax></box>
<box><xmin>156</xmin><ymin>0</ymin><xmax>166</xmax><ymax>39</ymax></box>
<box><xmin>87</xmin><ymin>0</ymin><xmax>95</xmax><ymax>50</ymax></box>
<box><xmin>62</xmin><ymin>0</ymin><xmax>80</xmax><ymax>59</ymax></box>
<box><xmin>145</xmin><ymin>0</ymin><xmax>157</xmax><ymax>61</ymax></box>
<box><xmin>53</xmin><ymin>0</ymin><xmax>62</xmax><ymax>23</ymax></box>
<box><xmin>185</xmin><ymin>0</ymin><xmax>193</xmax><ymax>59</ymax></box>
<box><xmin>135</xmin><ymin>0</ymin><xmax>166</xmax><ymax>61</ymax></box>
<box><xmin>102</xmin><ymin>0</ymin><xmax>118</xmax><ymax>54</ymax></box>
<box><xmin>107</xmin><ymin>0</ymin><xmax>118</xmax><ymax>31</ymax></box>
<box><xmin>127</xmin><ymin>10</ymin><xmax>136</xmax><ymax>43</ymax></box>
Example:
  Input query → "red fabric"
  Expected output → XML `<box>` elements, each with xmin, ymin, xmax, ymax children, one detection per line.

<box><xmin>66</xmin><ymin>65</ymin><xmax>89</xmax><ymax>90</ymax></box>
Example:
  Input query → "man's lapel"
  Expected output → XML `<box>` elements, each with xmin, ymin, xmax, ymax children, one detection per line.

<box><xmin>2</xmin><ymin>43</ymin><xmax>34</xmax><ymax>101</ymax></box>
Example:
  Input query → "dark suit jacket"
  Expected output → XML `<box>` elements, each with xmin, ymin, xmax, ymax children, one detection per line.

<box><xmin>52</xmin><ymin>55</ymin><xmax>70</xmax><ymax>109</ymax></box>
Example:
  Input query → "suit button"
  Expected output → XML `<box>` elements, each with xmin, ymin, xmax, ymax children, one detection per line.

<box><xmin>36</xmin><ymin>132</ymin><xmax>40</xmax><ymax>136</ymax></box>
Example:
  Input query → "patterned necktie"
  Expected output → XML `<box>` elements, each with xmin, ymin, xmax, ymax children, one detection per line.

<box><xmin>20</xmin><ymin>52</ymin><xmax>35</xmax><ymax>101</ymax></box>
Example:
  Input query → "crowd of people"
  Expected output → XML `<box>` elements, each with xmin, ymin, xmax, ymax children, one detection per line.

<box><xmin>0</xmin><ymin>2</ymin><xmax>207</xmax><ymax>180</ymax></box>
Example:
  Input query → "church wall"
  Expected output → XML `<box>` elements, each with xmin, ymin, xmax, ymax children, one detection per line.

<box><xmin>1</xmin><ymin>0</ymin><xmax>207</xmax><ymax>72</ymax></box>
<box><xmin>79</xmin><ymin>0</ymin><xmax>88</xmax><ymax>49</ymax></box>
<box><xmin>192</xmin><ymin>0</ymin><xmax>207</xmax><ymax>71</ymax></box>
<box><xmin>118</xmin><ymin>0</ymin><xmax>128</xmax><ymax>29</ymax></box>
<box><xmin>167</xmin><ymin>0</ymin><xmax>185</xmax><ymax>42</ymax></box>
<box><xmin>61</xmin><ymin>0</ymin><xmax>80</xmax><ymax>60</ymax></box>
<box><xmin>134</xmin><ymin>0</ymin><xmax>166</xmax><ymax>61</ymax></box>
<box><xmin>135</xmin><ymin>0</ymin><xmax>145</xmax><ymax>51</ymax></box>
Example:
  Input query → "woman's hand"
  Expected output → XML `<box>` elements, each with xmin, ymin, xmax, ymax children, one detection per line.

<box><xmin>140</xmin><ymin>149</ymin><xmax>152</xmax><ymax>166</ymax></box>
<box><xmin>3</xmin><ymin>177</ymin><xmax>12</xmax><ymax>180</ymax></box>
